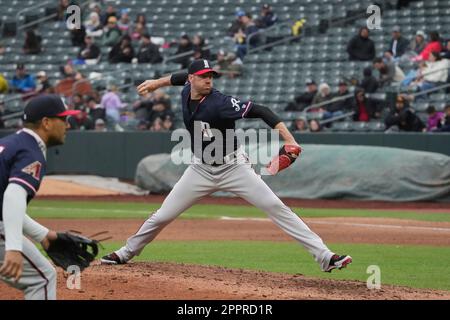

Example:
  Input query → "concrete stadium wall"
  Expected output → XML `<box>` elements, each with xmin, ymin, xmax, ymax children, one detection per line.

<box><xmin>1</xmin><ymin>131</ymin><xmax>449</xmax><ymax>180</ymax></box>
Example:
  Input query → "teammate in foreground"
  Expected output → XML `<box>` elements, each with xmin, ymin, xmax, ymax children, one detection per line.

<box><xmin>0</xmin><ymin>95</ymin><xmax>95</xmax><ymax>300</ymax></box>
<box><xmin>102</xmin><ymin>60</ymin><xmax>352</xmax><ymax>272</ymax></box>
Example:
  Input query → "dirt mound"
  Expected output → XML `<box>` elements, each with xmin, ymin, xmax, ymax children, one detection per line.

<box><xmin>2</xmin><ymin>262</ymin><xmax>449</xmax><ymax>300</ymax></box>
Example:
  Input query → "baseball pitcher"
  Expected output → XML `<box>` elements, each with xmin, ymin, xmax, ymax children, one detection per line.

<box><xmin>101</xmin><ymin>59</ymin><xmax>352</xmax><ymax>273</ymax></box>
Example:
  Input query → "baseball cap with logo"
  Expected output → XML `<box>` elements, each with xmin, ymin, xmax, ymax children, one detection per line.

<box><xmin>23</xmin><ymin>94</ymin><xmax>80</xmax><ymax>123</ymax></box>
<box><xmin>188</xmin><ymin>59</ymin><xmax>218</xmax><ymax>76</ymax></box>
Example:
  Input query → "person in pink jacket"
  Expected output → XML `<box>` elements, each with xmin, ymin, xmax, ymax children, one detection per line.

<box><xmin>413</xmin><ymin>31</ymin><xmax>443</xmax><ymax>61</ymax></box>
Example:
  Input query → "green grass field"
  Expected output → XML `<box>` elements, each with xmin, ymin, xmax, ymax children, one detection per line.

<box><xmin>30</xmin><ymin>200</ymin><xmax>450</xmax><ymax>221</ymax></box>
<box><xmin>32</xmin><ymin>200</ymin><xmax>450</xmax><ymax>291</ymax></box>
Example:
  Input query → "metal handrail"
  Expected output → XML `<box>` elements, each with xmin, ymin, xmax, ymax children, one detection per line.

<box><xmin>15</xmin><ymin>1</ymin><xmax>50</xmax><ymax>25</ymax></box>
<box><xmin>302</xmin><ymin>93</ymin><xmax>354</xmax><ymax>114</ymax></box>
<box><xmin>163</xmin><ymin>44</ymin><xmax>213</xmax><ymax>64</ymax></box>
<box><xmin>409</xmin><ymin>83</ymin><xmax>450</xmax><ymax>98</ymax></box>
<box><xmin>319</xmin><ymin>111</ymin><xmax>355</xmax><ymax>125</ymax></box>
<box><xmin>246</xmin><ymin>21</ymin><xmax>293</xmax><ymax>54</ymax></box>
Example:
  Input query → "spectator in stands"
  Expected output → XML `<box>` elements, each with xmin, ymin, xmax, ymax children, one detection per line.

<box><xmin>256</xmin><ymin>3</ymin><xmax>278</xmax><ymax>28</ymax></box>
<box><xmin>415</xmin><ymin>51</ymin><xmax>449</xmax><ymax>92</ymax></box>
<box><xmin>101</xmin><ymin>5</ymin><xmax>118</xmax><ymax>26</ymax></box>
<box><xmin>161</xmin><ymin>115</ymin><xmax>174</xmax><ymax>131</ymax></box>
<box><xmin>68</xmin><ymin>109</ymin><xmax>94</xmax><ymax>130</ymax></box>
<box><xmin>441</xmin><ymin>39</ymin><xmax>450</xmax><ymax>59</ymax></box>
<box><xmin>227</xmin><ymin>10</ymin><xmax>246</xmax><ymax>38</ymax></box>
<box><xmin>0</xmin><ymin>73</ymin><xmax>9</xmax><ymax>93</ymax></box>
<box><xmin>192</xmin><ymin>35</ymin><xmax>211</xmax><ymax>60</ymax></box>
<box><xmin>109</xmin><ymin>35</ymin><xmax>134</xmax><ymax>63</ymax></box>
<box><xmin>387</xmin><ymin>26</ymin><xmax>409</xmax><ymax>59</ymax></box>
<box><xmin>8</xmin><ymin>64</ymin><xmax>36</xmax><ymax>93</ymax></box>
<box><xmin>23</xmin><ymin>30</ymin><xmax>42</xmax><ymax>55</ymax></box>
<box><xmin>35</xmin><ymin>71</ymin><xmax>51</xmax><ymax>93</ymax></box>
<box><xmin>137</xmin><ymin>34</ymin><xmax>163</xmax><ymax>64</ymax></box>
<box><xmin>94</xmin><ymin>118</ymin><xmax>107</xmax><ymax>132</ymax></box>
<box><xmin>84</xmin><ymin>12</ymin><xmax>104</xmax><ymax>38</ymax></box>
<box><xmin>308</xmin><ymin>119</ymin><xmax>321</xmax><ymax>132</ymax></box>
<box><xmin>69</xmin><ymin>93</ymin><xmax>85</xmax><ymax>110</ymax></box>
<box><xmin>101</xmin><ymin>84</ymin><xmax>124</xmax><ymax>123</ymax></box>
<box><xmin>385</xmin><ymin>95</ymin><xmax>425</xmax><ymax>132</ymax></box>
<box><xmin>359</xmin><ymin>67</ymin><xmax>379</xmax><ymax>93</ymax></box>
<box><xmin>434</xmin><ymin>105</ymin><xmax>450</xmax><ymax>132</ymax></box>
<box><xmin>150</xmin><ymin>117</ymin><xmax>163</xmax><ymax>132</ymax></box>
<box><xmin>214</xmin><ymin>50</ymin><xmax>243</xmax><ymax>79</ymax></box>
<box><xmin>312</xmin><ymin>83</ymin><xmax>333</xmax><ymax>106</ymax></box>
<box><xmin>347</xmin><ymin>27</ymin><xmax>376</xmax><ymax>61</ymax></box>
<box><xmin>57</xmin><ymin>0</ymin><xmax>70</xmax><ymax>21</ymax></box>
<box><xmin>60</xmin><ymin>63</ymin><xmax>76</xmax><ymax>79</ymax></box>
<box><xmin>350</xmin><ymin>88</ymin><xmax>383</xmax><ymax>122</ymax></box>
<box><xmin>329</xmin><ymin>80</ymin><xmax>353</xmax><ymax>113</ymax></box>
<box><xmin>147</xmin><ymin>102</ymin><xmax>175</xmax><ymax>124</ymax></box>
<box><xmin>78</xmin><ymin>36</ymin><xmax>101</xmax><ymax>62</ymax></box>
<box><xmin>173</xmin><ymin>34</ymin><xmax>194</xmax><ymax>69</ymax></box>
<box><xmin>0</xmin><ymin>41</ymin><xmax>5</xmax><ymax>55</ymax></box>
<box><xmin>130</xmin><ymin>22</ymin><xmax>147</xmax><ymax>41</ymax></box>
<box><xmin>86</xmin><ymin>96</ymin><xmax>105</xmax><ymax>122</ymax></box>
<box><xmin>373</xmin><ymin>57</ymin><xmax>405</xmax><ymax>87</ymax></box>
<box><xmin>409</xmin><ymin>30</ymin><xmax>426</xmax><ymax>55</ymax></box>
<box><xmin>71</xmin><ymin>24</ymin><xmax>87</xmax><ymax>47</ymax></box>
<box><xmin>234</xmin><ymin>13</ymin><xmax>262</xmax><ymax>60</ymax></box>
<box><xmin>285</xmin><ymin>79</ymin><xmax>317</xmax><ymax>111</ymax></box>
<box><xmin>101</xmin><ymin>16</ymin><xmax>122</xmax><ymax>47</ymax></box>
<box><xmin>136</xmin><ymin>90</ymin><xmax>174</xmax><ymax>124</ymax></box>
<box><xmin>291</xmin><ymin>117</ymin><xmax>308</xmax><ymax>132</ymax></box>
<box><xmin>425</xmin><ymin>105</ymin><xmax>444</xmax><ymax>132</ymax></box>
<box><xmin>117</xmin><ymin>9</ymin><xmax>131</xmax><ymax>33</ymax></box>
<box><xmin>413</xmin><ymin>31</ymin><xmax>443</xmax><ymax>62</ymax></box>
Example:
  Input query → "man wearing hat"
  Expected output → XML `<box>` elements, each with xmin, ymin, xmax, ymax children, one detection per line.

<box><xmin>101</xmin><ymin>60</ymin><xmax>353</xmax><ymax>274</ymax></box>
<box><xmin>285</xmin><ymin>79</ymin><xmax>318</xmax><ymax>111</ymax></box>
<box><xmin>387</xmin><ymin>25</ymin><xmax>409</xmax><ymax>58</ymax></box>
<box><xmin>101</xmin><ymin>15</ymin><xmax>122</xmax><ymax>47</ymax></box>
<box><xmin>0</xmin><ymin>95</ymin><xmax>80</xmax><ymax>299</ymax></box>
<box><xmin>258</xmin><ymin>3</ymin><xmax>278</xmax><ymax>28</ymax></box>
<box><xmin>9</xmin><ymin>64</ymin><xmax>36</xmax><ymax>93</ymax></box>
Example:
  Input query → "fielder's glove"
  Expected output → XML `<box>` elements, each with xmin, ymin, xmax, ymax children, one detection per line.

<box><xmin>45</xmin><ymin>232</ymin><xmax>99</xmax><ymax>272</ymax></box>
<box><xmin>266</xmin><ymin>144</ymin><xmax>302</xmax><ymax>175</ymax></box>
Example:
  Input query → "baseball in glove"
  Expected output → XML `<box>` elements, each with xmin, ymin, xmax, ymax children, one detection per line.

<box><xmin>266</xmin><ymin>144</ymin><xmax>302</xmax><ymax>175</ymax></box>
<box><xmin>45</xmin><ymin>232</ymin><xmax>99</xmax><ymax>272</ymax></box>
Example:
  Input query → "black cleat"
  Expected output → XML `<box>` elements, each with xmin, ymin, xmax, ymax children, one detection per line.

<box><xmin>100</xmin><ymin>252</ymin><xmax>125</xmax><ymax>265</ymax></box>
<box><xmin>324</xmin><ymin>254</ymin><xmax>352</xmax><ymax>272</ymax></box>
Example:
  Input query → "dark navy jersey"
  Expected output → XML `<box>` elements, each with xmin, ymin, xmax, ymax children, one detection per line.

<box><xmin>0</xmin><ymin>130</ymin><xmax>46</xmax><ymax>221</ymax></box>
<box><xmin>181</xmin><ymin>83</ymin><xmax>253</xmax><ymax>163</ymax></box>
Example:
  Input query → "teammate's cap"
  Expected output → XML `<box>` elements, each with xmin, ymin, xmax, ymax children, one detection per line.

<box><xmin>188</xmin><ymin>59</ymin><xmax>218</xmax><ymax>76</ymax></box>
<box><xmin>306</xmin><ymin>79</ymin><xmax>316</xmax><ymax>85</ymax></box>
<box><xmin>23</xmin><ymin>94</ymin><xmax>80</xmax><ymax>123</ymax></box>
<box><xmin>392</xmin><ymin>25</ymin><xmax>401</xmax><ymax>32</ymax></box>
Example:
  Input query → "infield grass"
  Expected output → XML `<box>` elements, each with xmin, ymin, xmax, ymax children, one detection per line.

<box><xmin>98</xmin><ymin>241</ymin><xmax>450</xmax><ymax>291</ymax></box>
<box><xmin>29</xmin><ymin>200</ymin><xmax>450</xmax><ymax>222</ymax></box>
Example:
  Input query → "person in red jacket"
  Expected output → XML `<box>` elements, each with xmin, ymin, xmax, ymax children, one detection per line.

<box><xmin>413</xmin><ymin>31</ymin><xmax>443</xmax><ymax>61</ymax></box>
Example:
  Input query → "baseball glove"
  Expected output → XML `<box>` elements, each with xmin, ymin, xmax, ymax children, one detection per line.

<box><xmin>45</xmin><ymin>232</ymin><xmax>99</xmax><ymax>272</ymax></box>
<box><xmin>266</xmin><ymin>144</ymin><xmax>302</xmax><ymax>175</ymax></box>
